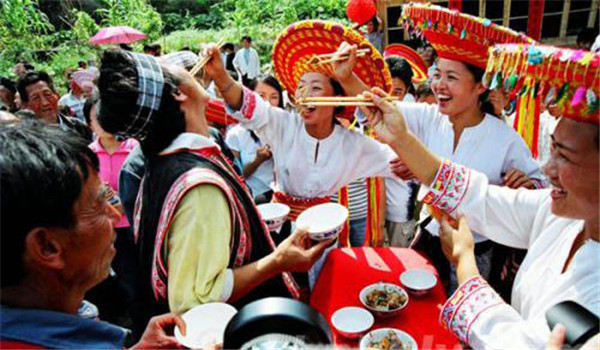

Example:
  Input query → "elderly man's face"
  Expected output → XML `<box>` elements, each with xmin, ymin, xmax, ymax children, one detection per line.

<box><xmin>544</xmin><ymin>118</ymin><xmax>599</xmax><ymax>221</ymax></box>
<box><xmin>59</xmin><ymin>172</ymin><xmax>120</xmax><ymax>291</ymax></box>
<box><xmin>24</xmin><ymin>81</ymin><xmax>59</xmax><ymax>123</ymax></box>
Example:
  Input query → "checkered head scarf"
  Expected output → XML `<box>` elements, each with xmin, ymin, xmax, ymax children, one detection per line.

<box><xmin>159</xmin><ymin>51</ymin><xmax>199</xmax><ymax>71</ymax></box>
<box><xmin>99</xmin><ymin>51</ymin><xmax>165</xmax><ymax>141</ymax></box>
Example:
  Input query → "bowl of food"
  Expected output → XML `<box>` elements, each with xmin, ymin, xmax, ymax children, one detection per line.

<box><xmin>257</xmin><ymin>203</ymin><xmax>290</xmax><ymax>231</ymax></box>
<box><xmin>296</xmin><ymin>203</ymin><xmax>349</xmax><ymax>241</ymax></box>
<box><xmin>359</xmin><ymin>328</ymin><xmax>417</xmax><ymax>350</ymax></box>
<box><xmin>359</xmin><ymin>283</ymin><xmax>409</xmax><ymax>318</ymax></box>
<box><xmin>331</xmin><ymin>306</ymin><xmax>374</xmax><ymax>340</ymax></box>
<box><xmin>400</xmin><ymin>269</ymin><xmax>438</xmax><ymax>296</ymax></box>
<box><xmin>175</xmin><ymin>303</ymin><xmax>237</xmax><ymax>349</ymax></box>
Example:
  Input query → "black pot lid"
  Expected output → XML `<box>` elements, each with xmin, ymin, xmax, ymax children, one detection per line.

<box><xmin>223</xmin><ymin>297</ymin><xmax>332</xmax><ymax>349</ymax></box>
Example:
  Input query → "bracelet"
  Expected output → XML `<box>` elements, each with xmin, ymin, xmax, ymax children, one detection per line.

<box><xmin>219</xmin><ymin>81</ymin><xmax>235</xmax><ymax>94</ymax></box>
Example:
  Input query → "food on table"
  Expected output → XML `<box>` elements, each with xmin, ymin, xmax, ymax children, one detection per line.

<box><xmin>365</xmin><ymin>286</ymin><xmax>407</xmax><ymax>311</ymax></box>
<box><xmin>367</xmin><ymin>330</ymin><xmax>411</xmax><ymax>350</ymax></box>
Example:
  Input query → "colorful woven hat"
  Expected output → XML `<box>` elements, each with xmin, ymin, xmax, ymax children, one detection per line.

<box><xmin>401</xmin><ymin>3</ymin><xmax>535</xmax><ymax>69</ymax></box>
<box><xmin>485</xmin><ymin>44</ymin><xmax>599</xmax><ymax>153</ymax></box>
<box><xmin>384</xmin><ymin>44</ymin><xmax>429</xmax><ymax>83</ymax></box>
<box><xmin>272</xmin><ymin>20</ymin><xmax>392</xmax><ymax>97</ymax></box>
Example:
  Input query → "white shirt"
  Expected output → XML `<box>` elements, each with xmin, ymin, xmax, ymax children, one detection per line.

<box><xmin>434</xmin><ymin>165</ymin><xmax>599</xmax><ymax>349</ymax></box>
<box><xmin>233</xmin><ymin>48</ymin><xmax>261</xmax><ymax>80</ymax></box>
<box><xmin>536</xmin><ymin>111</ymin><xmax>559</xmax><ymax>168</ymax></box>
<box><xmin>225</xmin><ymin>124</ymin><xmax>274</xmax><ymax>197</ymax></box>
<box><xmin>226</xmin><ymin>89</ymin><xmax>396</xmax><ymax>198</ymax></box>
<box><xmin>397</xmin><ymin>102</ymin><xmax>546</xmax><ymax>242</ymax></box>
<box><xmin>58</xmin><ymin>92</ymin><xmax>86</xmax><ymax>122</ymax></box>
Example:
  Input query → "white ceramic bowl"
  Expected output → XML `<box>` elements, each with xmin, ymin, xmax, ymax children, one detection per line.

<box><xmin>331</xmin><ymin>306</ymin><xmax>374</xmax><ymax>340</ymax></box>
<box><xmin>174</xmin><ymin>303</ymin><xmax>237</xmax><ymax>349</ymax></box>
<box><xmin>257</xmin><ymin>203</ymin><xmax>290</xmax><ymax>231</ymax></box>
<box><xmin>296</xmin><ymin>203</ymin><xmax>349</xmax><ymax>241</ymax></box>
<box><xmin>359</xmin><ymin>328</ymin><xmax>418</xmax><ymax>350</ymax></box>
<box><xmin>359</xmin><ymin>283</ymin><xmax>409</xmax><ymax>318</ymax></box>
<box><xmin>400</xmin><ymin>269</ymin><xmax>438</xmax><ymax>296</ymax></box>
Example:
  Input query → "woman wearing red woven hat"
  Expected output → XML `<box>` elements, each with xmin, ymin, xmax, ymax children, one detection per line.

<box><xmin>359</xmin><ymin>42</ymin><xmax>600</xmax><ymax>349</ymax></box>
<box><xmin>204</xmin><ymin>20</ymin><xmax>397</xmax><ymax>253</ymax></box>
<box><xmin>363</xmin><ymin>3</ymin><xmax>547</xmax><ymax>293</ymax></box>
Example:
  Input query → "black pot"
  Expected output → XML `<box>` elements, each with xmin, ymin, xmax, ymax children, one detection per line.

<box><xmin>546</xmin><ymin>300</ymin><xmax>599</xmax><ymax>348</ymax></box>
<box><xmin>223</xmin><ymin>297</ymin><xmax>332</xmax><ymax>348</ymax></box>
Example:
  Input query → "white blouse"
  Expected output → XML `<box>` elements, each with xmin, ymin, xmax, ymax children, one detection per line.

<box><xmin>225</xmin><ymin>124</ymin><xmax>274</xmax><ymax>197</ymax></box>
<box><xmin>397</xmin><ymin>102</ymin><xmax>546</xmax><ymax>241</ymax></box>
<box><xmin>226</xmin><ymin>88</ymin><xmax>396</xmax><ymax>199</ymax></box>
<box><xmin>428</xmin><ymin>161</ymin><xmax>599</xmax><ymax>349</ymax></box>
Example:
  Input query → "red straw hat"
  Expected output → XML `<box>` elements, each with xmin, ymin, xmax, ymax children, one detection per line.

<box><xmin>272</xmin><ymin>20</ymin><xmax>392</xmax><ymax>96</ymax></box>
<box><xmin>384</xmin><ymin>44</ymin><xmax>429</xmax><ymax>83</ymax></box>
<box><xmin>401</xmin><ymin>3</ymin><xmax>534</xmax><ymax>69</ymax></box>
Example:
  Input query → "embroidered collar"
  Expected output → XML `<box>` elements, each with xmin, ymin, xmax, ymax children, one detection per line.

<box><xmin>159</xmin><ymin>132</ymin><xmax>221</xmax><ymax>156</ymax></box>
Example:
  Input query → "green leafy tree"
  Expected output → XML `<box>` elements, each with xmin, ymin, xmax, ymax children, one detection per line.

<box><xmin>96</xmin><ymin>0</ymin><xmax>164</xmax><ymax>41</ymax></box>
<box><xmin>72</xmin><ymin>10</ymin><xmax>100</xmax><ymax>43</ymax></box>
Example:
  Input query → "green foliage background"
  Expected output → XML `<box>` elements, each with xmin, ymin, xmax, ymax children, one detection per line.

<box><xmin>0</xmin><ymin>0</ymin><xmax>351</xmax><ymax>94</ymax></box>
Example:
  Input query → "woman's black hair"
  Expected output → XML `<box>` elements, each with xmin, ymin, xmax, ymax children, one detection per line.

<box><xmin>98</xmin><ymin>49</ymin><xmax>186</xmax><ymax>156</ymax></box>
<box><xmin>369</xmin><ymin>16</ymin><xmax>379</xmax><ymax>31</ymax></box>
<box><xmin>254</xmin><ymin>75</ymin><xmax>284</xmax><ymax>109</ymax></box>
<box><xmin>0</xmin><ymin>119</ymin><xmax>99</xmax><ymax>287</ymax></box>
<box><xmin>385</xmin><ymin>55</ymin><xmax>415</xmax><ymax>96</ymax></box>
<box><xmin>329</xmin><ymin>78</ymin><xmax>346</xmax><ymax>116</ymax></box>
<box><xmin>463</xmin><ymin>63</ymin><xmax>498</xmax><ymax>118</ymax></box>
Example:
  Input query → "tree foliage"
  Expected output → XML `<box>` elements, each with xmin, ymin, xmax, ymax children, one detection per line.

<box><xmin>96</xmin><ymin>0</ymin><xmax>163</xmax><ymax>41</ymax></box>
<box><xmin>0</xmin><ymin>0</ymin><xmax>352</xmax><ymax>89</ymax></box>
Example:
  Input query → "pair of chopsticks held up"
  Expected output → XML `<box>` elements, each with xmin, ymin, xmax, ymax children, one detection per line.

<box><xmin>190</xmin><ymin>41</ymin><xmax>398</xmax><ymax>107</ymax></box>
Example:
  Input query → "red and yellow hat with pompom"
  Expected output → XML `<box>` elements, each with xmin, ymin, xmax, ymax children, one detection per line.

<box><xmin>401</xmin><ymin>3</ymin><xmax>535</xmax><ymax>69</ymax></box>
<box><xmin>384</xmin><ymin>44</ymin><xmax>429</xmax><ymax>83</ymax></box>
<box><xmin>272</xmin><ymin>20</ymin><xmax>392</xmax><ymax>96</ymax></box>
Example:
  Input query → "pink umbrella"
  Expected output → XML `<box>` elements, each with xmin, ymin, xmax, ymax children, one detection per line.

<box><xmin>89</xmin><ymin>26</ymin><xmax>147</xmax><ymax>45</ymax></box>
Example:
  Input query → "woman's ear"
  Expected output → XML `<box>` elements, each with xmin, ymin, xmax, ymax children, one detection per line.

<box><xmin>475</xmin><ymin>82</ymin><xmax>487</xmax><ymax>96</ymax></box>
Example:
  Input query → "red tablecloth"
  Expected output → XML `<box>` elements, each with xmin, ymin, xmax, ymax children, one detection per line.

<box><xmin>310</xmin><ymin>247</ymin><xmax>462</xmax><ymax>349</ymax></box>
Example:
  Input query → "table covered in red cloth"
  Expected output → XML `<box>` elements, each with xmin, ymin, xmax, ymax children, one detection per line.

<box><xmin>310</xmin><ymin>247</ymin><xmax>462</xmax><ymax>349</ymax></box>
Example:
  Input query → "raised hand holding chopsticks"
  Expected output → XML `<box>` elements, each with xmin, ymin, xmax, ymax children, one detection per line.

<box><xmin>190</xmin><ymin>38</ymin><xmax>225</xmax><ymax>76</ymax></box>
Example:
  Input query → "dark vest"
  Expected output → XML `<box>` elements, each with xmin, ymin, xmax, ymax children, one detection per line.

<box><xmin>132</xmin><ymin>151</ymin><xmax>292</xmax><ymax>338</ymax></box>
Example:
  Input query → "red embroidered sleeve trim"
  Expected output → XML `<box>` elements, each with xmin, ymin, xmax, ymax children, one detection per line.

<box><xmin>422</xmin><ymin>159</ymin><xmax>471</xmax><ymax>214</ymax></box>
<box><xmin>240</xmin><ymin>86</ymin><xmax>257</xmax><ymax>120</ymax></box>
<box><xmin>439</xmin><ymin>276</ymin><xmax>504</xmax><ymax>344</ymax></box>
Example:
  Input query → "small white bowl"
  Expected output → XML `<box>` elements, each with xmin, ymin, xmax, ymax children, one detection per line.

<box><xmin>174</xmin><ymin>303</ymin><xmax>237</xmax><ymax>349</ymax></box>
<box><xmin>257</xmin><ymin>203</ymin><xmax>290</xmax><ymax>231</ymax></box>
<box><xmin>400</xmin><ymin>269</ymin><xmax>438</xmax><ymax>296</ymax></box>
<box><xmin>331</xmin><ymin>307</ymin><xmax>374</xmax><ymax>339</ymax></box>
<box><xmin>359</xmin><ymin>328</ymin><xmax>418</xmax><ymax>350</ymax></box>
<box><xmin>296</xmin><ymin>203</ymin><xmax>349</xmax><ymax>241</ymax></box>
<box><xmin>359</xmin><ymin>283</ymin><xmax>409</xmax><ymax>318</ymax></box>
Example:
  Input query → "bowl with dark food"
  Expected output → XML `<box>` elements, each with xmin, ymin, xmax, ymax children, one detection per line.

<box><xmin>359</xmin><ymin>328</ymin><xmax>417</xmax><ymax>350</ymax></box>
<box><xmin>359</xmin><ymin>283</ymin><xmax>409</xmax><ymax>318</ymax></box>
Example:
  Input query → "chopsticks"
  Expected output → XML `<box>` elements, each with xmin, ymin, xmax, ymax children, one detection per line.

<box><xmin>297</xmin><ymin>96</ymin><xmax>399</xmax><ymax>107</ymax></box>
<box><xmin>308</xmin><ymin>48</ymin><xmax>371</xmax><ymax>65</ymax></box>
<box><xmin>189</xmin><ymin>38</ymin><xmax>225</xmax><ymax>76</ymax></box>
